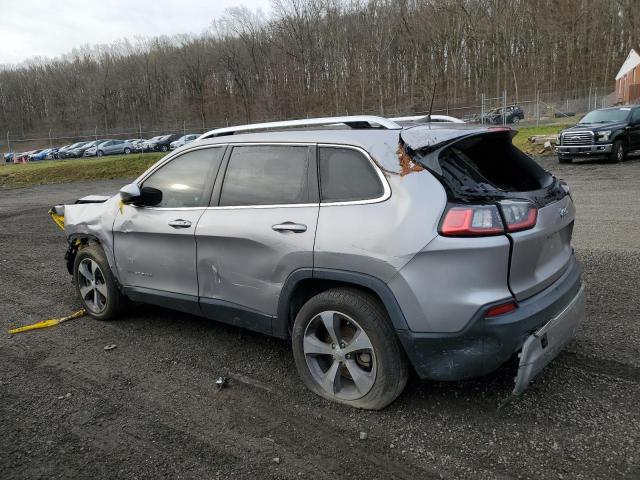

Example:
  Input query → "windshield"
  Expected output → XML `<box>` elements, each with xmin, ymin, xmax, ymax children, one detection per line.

<box><xmin>580</xmin><ymin>108</ymin><xmax>630</xmax><ymax>124</ymax></box>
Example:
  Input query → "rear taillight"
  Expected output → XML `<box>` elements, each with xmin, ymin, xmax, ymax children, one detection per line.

<box><xmin>440</xmin><ymin>201</ymin><xmax>538</xmax><ymax>237</ymax></box>
<box><xmin>440</xmin><ymin>205</ymin><xmax>504</xmax><ymax>236</ymax></box>
<box><xmin>485</xmin><ymin>300</ymin><xmax>518</xmax><ymax>317</ymax></box>
<box><xmin>499</xmin><ymin>200</ymin><xmax>538</xmax><ymax>232</ymax></box>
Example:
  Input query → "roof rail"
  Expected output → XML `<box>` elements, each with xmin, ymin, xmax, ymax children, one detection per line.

<box><xmin>197</xmin><ymin>115</ymin><xmax>401</xmax><ymax>140</ymax></box>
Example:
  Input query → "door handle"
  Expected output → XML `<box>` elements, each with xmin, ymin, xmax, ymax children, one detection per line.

<box><xmin>168</xmin><ymin>219</ymin><xmax>192</xmax><ymax>229</ymax></box>
<box><xmin>272</xmin><ymin>222</ymin><xmax>307</xmax><ymax>233</ymax></box>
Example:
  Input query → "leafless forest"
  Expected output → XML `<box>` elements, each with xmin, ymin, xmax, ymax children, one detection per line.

<box><xmin>1</xmin><ymin>0</ymin><xmax>638</xmax><ymax>141</ymax></box>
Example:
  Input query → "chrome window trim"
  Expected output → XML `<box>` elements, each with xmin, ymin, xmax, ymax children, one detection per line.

<box><xmin>133</xmin><ymin>141</ymin><xmax>391</xmax><ymax>211</ymax></box>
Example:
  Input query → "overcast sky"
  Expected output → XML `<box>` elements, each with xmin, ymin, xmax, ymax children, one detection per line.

<box><xmin>0</xmin><ymin>0</ymin><xmax>272</xmax><ymax>65</ymax></box>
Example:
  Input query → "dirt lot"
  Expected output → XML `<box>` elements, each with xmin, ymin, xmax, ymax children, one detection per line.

<box><xmin>1</xmin><ymin>156</ymin><xmax>639</xmax><ymax>479</ymax></box>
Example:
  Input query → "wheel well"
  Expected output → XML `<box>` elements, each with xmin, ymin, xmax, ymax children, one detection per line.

<box><xmin>285</xmin><ymin>279</ymin><xmax>386</xmax><ymax>335</ymax></box>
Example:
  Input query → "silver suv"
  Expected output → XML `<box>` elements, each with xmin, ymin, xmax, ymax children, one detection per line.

<box><xmin>52</xmin><ymin>116</ymin><xmax>585</xmax><ymax>409</ymax></box>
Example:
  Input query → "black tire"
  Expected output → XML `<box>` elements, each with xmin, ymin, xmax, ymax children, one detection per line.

<box><xmin>73</xmin><ymin>243</ymin><xmax>127</xmax><ymax>321</ymax></box>
<box><xmin>512</xmin><ymin>116</ymin><xmax>520</xmax><ymax>125</ymax></box>
<box><xmin>97</xmin><ymin>150</ymin><xmax>104</xmax><ymax>157</ymax></box>
<box><xmin>609</xmin><ymin>140</ymin><xmax>625</xmax><ymax>164</ymax></box>
<box><xmin>161</xmin><ymin>145</ymin><xmax>168</xmax><ymax>152</ymax></box>
<box><xmin>292</xmin><ymin>287</ymin><xmax>409</xmax><ymax>410</ymax></box>
<box><xmin>558</xmin><ymin>155</ymin><xmax>572</xmax><ymax>164</ymax></box>
<box><xmin>124</xmin><ymin>147</ymin><xmax>131</xmax><ymax>154</ymax></box>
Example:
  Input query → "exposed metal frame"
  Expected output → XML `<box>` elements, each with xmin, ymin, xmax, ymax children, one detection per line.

<box><xmin>197</xmin><ymin>115</ymin><xmax>401</xmax><ymax>140</ymax></box>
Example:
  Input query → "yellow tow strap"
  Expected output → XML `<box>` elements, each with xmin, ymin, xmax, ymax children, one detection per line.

<box><xmin>8</xmin><ymin>309</ymin><xmax>86</xmax><ymax>334</ymax></box>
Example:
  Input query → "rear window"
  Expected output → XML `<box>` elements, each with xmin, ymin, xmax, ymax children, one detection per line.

<box><xmin>219</xmin><ymin>146</ymin><xmax>311</xmax><ymax>206</ymax></box>
<box><xmin>319</xmin><ymin>147</ymin><xmax>383</xmax><ymax>202</ymax></box>
<box><xmin>436</xmin><ymin>132</ymin><xmax>550</xmax><ymax>193</ymax></box>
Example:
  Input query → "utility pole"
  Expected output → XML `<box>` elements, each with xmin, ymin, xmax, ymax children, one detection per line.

<box><xmin>49</xmin><ymin>129</ymin><xmax>53</xmax><ymax>148</ymax></box>
<box><xmin>6</xmin><ymin>131</ymin><xmax>10</xmax><ymax>155</ymax></box>
<box><xmin>94</xmin><ymin>126</ymin><xmax>98</xmax><ymax>141</ymax></box>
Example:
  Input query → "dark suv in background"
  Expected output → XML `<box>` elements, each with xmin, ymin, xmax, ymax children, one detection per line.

<box><xmin>148</xmin><ymin>134</ymin><xmax>182</xmax><ymax>152</ymax></box>
<box><xmin>556</xmin><ymin>105</ymin><xmax>640</xmax><ymax>163</ymax></box>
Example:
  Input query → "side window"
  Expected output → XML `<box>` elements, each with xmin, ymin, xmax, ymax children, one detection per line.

<box><xmin>142</xmin><ymin>147</ymin><xmax>223</xmax><ymax>208</ymax></box>
<box><xmin>219</xmin><ymin>146</ymin><xmax>311</xmax><ymax>206</ymax></box>
<box><xmin>631</xmin><ymin>109</ymin><xmax>640</xmax><ymax>123</ymax></box>
<box><xmin>318</xmin><ymin>147</ymin><xmax>384</xmax><ymax>202</ymax></box>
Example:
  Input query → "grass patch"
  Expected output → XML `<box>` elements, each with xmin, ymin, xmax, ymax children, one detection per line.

<box><xmin>0</xmin><ymin>153</ymin><xmax>164</xmax><ymax>189</ymax></box>
<box><xmin>513</xmin><ymin>123</ymin><xmax>573</xmax><ymax>155</ymax></box>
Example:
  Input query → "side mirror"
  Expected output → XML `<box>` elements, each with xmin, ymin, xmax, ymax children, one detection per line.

<box><xmin>119</xmin><ymin>183</ymin><xmax>163</xmax><ymax>206</ymax></box>
<box><xmin>119</xmin><ymin>183</ymin><xmax>141</xmax><ymax>203</ymax></box>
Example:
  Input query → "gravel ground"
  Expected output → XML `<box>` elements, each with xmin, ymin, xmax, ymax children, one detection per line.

<box><xmin>1</xmin><ymin>156</ymin><xmax>639</xmax><ymax>479</ymax></box>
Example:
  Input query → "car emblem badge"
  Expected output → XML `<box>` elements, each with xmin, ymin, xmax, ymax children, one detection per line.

<box><xmin>559</xmin><ymin>207</ymin><xmax>568</xmax><ymax>218</ymax></box>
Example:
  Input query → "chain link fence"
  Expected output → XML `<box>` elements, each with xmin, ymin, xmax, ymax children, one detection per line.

<box><xmin>2</xmin><ymin>84</ymin><xmax>618</xmax><ymax>162</ymax></box>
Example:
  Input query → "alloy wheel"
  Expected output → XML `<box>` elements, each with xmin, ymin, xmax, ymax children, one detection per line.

<box><xmin>303</xmin><ymin>310</ymin><xmax>376</xmax><ymax>401</ymax></box>
<box><xmin>77</xmin><ymin>258</ymin><xmax>108</xmax><ymax>313</ymax></box>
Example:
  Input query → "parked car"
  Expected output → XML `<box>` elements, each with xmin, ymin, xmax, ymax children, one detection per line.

<box><xmin>52</xmin><ymin>115</ymin><xmax>583</xmax><ymax>410</ymax></box>
<box><xmin>56</xmin><ymin>143</ymin><xmax>79</xmax><ymax>159</ymax></box>
<box><xmin>30</xmin><ymin>148</ymin><xmax>54</xmax><ymax>161</ymax></box>
<box><xmin>87</xmin><ymin>140</ymin><xmax>135</xmax><ymax>157</ymax></box>
<box><xmin>58</xmin><ymin>141</ymin><xmax>90</xmax><ymax>158</ymax></box>
<box><xmin>170</xmin><ymin>134</ymin><xmax>199</xmax><ymax>150</ymax></box>
<box><xmin>141</xmin><ymin>136</ymin><xmax>164</xmax><ymax>152</ymax></box>
<box><xmin>148</xmin><ymin>134</ymin><xmax>182</xmax><ymax>152</ymax></box>
<box><xmin>126</xmin><ymin>139</ymin><xmax>145</xmax><ymax>152</ymax></box>
<box><xmin>27</xmin><ymin>149</ymin><xmax>44</xmax><ymax>161</ymax></box>
<box><xmin>46</xmin><ymin>147</ymin><xmax>60</xmax><ymax>159</ymax></box>
<box><xmin>556</xmin><ymin>105</ymin><xmax>640</xmax><ymax>164</ymax></box>
<box><xmin>477</xmin><ymin>105</ymin><xmax>525</xmax><ymax>124</ymax></box>
<box><xmin>4</xmin><ymin>152</ymin><xmax>15</xmax><ymax>163</ymax></box>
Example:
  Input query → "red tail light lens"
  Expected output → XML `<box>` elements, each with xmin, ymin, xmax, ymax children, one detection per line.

<box><xmin>440</xmin><ymin>205</ymin><xmax>504</xmax><ymax>236</ymax></box>
<box><xmin>485</xmin><ymin>301</ymin><xmax>518</xmax><ymax>317</ymax></box>
<box><xmin>499</xmin><ymin>201</ymin><xmax>538</xmax><ymax>232</ymax></box>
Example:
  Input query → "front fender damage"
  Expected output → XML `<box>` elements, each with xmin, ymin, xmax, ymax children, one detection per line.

<box><xmin>49</xmin><ymin>195</ymin><xmax>120</xmax><ymax>274</ymax></box>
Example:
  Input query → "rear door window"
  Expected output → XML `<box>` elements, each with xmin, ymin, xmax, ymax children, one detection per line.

<box><xmin>219</xmin><ymin>145</ymin><xmax>312</xmax><ymax>206</ymax></box>
<box><xmin>318</xmin><ymin>146</ymin><xmax>384</xmax><ymax>202</ymax></box>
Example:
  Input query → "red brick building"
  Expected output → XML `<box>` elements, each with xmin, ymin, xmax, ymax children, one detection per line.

<box><xmin>616</xmin><ymin>49</ymin><xmax>640</xmax><ymax>104</ymax></box>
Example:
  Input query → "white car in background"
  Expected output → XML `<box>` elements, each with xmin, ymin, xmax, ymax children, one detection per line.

<box><xmin>170</xmin><ymin>134</ymin><xmax>199</xmax><ymax>150</ymax></box>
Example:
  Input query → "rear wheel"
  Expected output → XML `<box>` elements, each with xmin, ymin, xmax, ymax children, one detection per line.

<box><xmin>73</xmin><ymin>244</ymin><xmax>127</xmax><ymax>321</ymax></box>
<box><xmin>292</xmin><ymin>288</ymin><xmax>408</xmax><ymax>410</ymax></box>
<box><xmin>124</xmin><ymin>147</ymin><xmax>131</xmax><ymax>154</ymax></box>
<box><xmin>512</xmin><ymin>116</ymin><xmax>520</xmax><ymax>125</ymax></box>
<box><xmin>97</xmin><ymin>150</ymin><xmax>104</xmax><ymax>157</ymax></box>
<box><xmin>161</xmin><ymin>145</ymin><xmax>168</xmax><ymax>152</ymax></box>
<box><xmin>609</xmin><ymin>140</ymin><xmax>625</xmax><ymax>163</ymax></box>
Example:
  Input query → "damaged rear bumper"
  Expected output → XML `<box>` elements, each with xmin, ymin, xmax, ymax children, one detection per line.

<box><xmin>396</xmin><ymin>256</ymin><xmax>583</xmax><ymax>391</ymax></box>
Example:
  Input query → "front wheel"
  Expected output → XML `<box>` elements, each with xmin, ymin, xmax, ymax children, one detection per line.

<box><xmin>124</xmin><ymin>147</ymin><xmax>131</xmax><ymax>154</ymax></box>
<box><xmin>512</xmin><ymin>116</ymin><xmax>520</xmax><ymax>125</ymax></box>
<box><xmin>292</xmin><ymin>288</ymin><xmax>408</xmax><ymax>410</ymax></box>
<box><xmin>73</xmin><ymin>244</ymin><xmax>127</xmax><ymax>321</ymax></box>
<box><xmin>609</xmin><ymin>140</ymin><xmax>625</xmax><ymax>163</ymax></box>
<box><xmin>161</xmin><ymin>145</ymin><xmax>168</xmax><ymax>152</ymax></box>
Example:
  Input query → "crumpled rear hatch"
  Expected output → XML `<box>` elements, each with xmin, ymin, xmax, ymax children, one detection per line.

<box><xmin>406</xmin><ymin>127</ymin><xmax>573</xmax><ymax>300</ymax></box>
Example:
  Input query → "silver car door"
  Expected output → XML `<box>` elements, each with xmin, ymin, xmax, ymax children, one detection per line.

<box><xmin>195</xmin><ymin>144</ymin><xmax>319</xmax><ymax>334</ymax></box>
<box><xmin>113</xmin><ymin>146</ymin><xmax>225</xmax><ymax>307</ymax></box>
